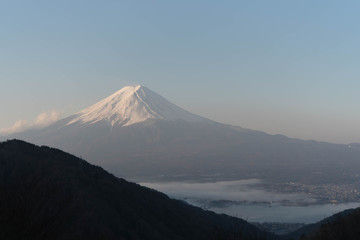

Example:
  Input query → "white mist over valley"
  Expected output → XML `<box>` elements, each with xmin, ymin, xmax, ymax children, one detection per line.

<box><xmin>140</xmin><ymin>179</ymin><xmax>360</xmax><ymax>223</ymax></box>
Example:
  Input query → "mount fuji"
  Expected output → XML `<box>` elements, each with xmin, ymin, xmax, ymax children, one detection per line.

<box><xmin>5</xmin><ymin>85</ymin><xmax>360</xmax><ymax>183</ymax></box>
<box><xmin>67</xmin><ymin>85</ymin><xmax>211</xmax><ymax>127</ymax></box>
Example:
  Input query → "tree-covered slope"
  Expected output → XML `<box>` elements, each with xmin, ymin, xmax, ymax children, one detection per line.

<box><xmin>0</xmin><ymin>140</ymin><xmax>273</xmax><ymax>240</ymax></box>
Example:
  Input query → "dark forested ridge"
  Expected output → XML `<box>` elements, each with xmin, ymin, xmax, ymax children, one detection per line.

<box><xmin>297</xmin><ymin>208</ymin><xmax>360</xmax><ymax>240</ymax></box>
<box><xmin>280</xmin><ymin>208</ymin><xmax>356</xmax><ymax>240</ymax></box>
<box><xmin>0</xmin><ymin>140</ymin><xmax>273</xmax><ymax>240</ymax></box>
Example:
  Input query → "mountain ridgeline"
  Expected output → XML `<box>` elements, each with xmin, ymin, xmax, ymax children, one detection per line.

<box><xmin>6</xmin><ymin>85</ymin><xmax>360</xmax><ymax>184</ymax></box>
<box><xmin>0</xmin><ymin>140</ymin><xmax>273</xmax><ymax>240</ymax></box>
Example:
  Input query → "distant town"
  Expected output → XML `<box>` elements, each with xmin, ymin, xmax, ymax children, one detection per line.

<box><xmin>263</xmin><ymin>181</ymin><xmax>360</xmax><ymax>205</ymax></box>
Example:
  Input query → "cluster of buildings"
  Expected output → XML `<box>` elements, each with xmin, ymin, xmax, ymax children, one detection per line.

<box><xmin>267</xmin><ymin>181</ymin><xmax>360</xmax><ymax>204</ymax></box>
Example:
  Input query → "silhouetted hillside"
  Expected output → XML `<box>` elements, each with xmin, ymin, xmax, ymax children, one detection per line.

<box><xmin>298</xmin><ymin>208</ymin><xmax>360</xmax><ymax>240</ymax></box>
<box><xmin>0</xmin><ymin>140</ymin><xmax>274</xmax><ymax>240</ymax></box>
<box><xmin>279</xmin><ymin>209</ymin><xmax>355</xmax><ymax>240</ymax></box>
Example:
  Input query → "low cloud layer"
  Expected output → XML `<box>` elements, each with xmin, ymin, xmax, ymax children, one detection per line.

<box><xmin>1</xmin><ymin>110</ymin><xmax>61</xmax><ymax>135</ymax></box>
<box><xmin>140</xmin><ymin>179</ymin><xmax>307</xmax><ymax>203</ymax></box>
<box><xmin>141</xmin><ymin>180</ymin><xmax>352</xmax><ymax>223</ymax></box>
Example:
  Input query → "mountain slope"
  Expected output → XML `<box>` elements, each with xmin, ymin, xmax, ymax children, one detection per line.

<box><xmin>5</xmin><ymin>86</ymin><xmax>360</xmax><ymax>184</ymax></box>
<box><xmin>286</xmin><ymin>208</ymin><xmax>360</xmax><ymax>240</ymax></box>
<box><xmin>280</xmin><ymin>208</ymin><xmax>356</xmax><ymax>240</ymax></box>
<box><xmin>0</xmin><ymin>140</ymin><xmax>274</xmax><ymax>240</ymax></box>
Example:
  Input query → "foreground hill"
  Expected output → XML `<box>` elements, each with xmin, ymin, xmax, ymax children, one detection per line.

<box><xmin>298</xmin><ymin>208</ymin><xmax>360</xmax><ymax>240</ymax></box>
<box><xmin>280</xmin><ymin>208</ymin><xmax>356</xmax><ymax>240</ymax></box>
<box><xmin>6</xmin><ymin>86</ymin><xmax>360</xmax><ymax>184</ymax></box>
<box><xmin>0</xmin><ymin>140</ymin><xmax>273</xmax><ymax>240</ymax></box>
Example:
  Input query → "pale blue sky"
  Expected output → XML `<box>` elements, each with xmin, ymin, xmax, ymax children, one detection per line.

<box><xmin>1</xmin><ymin>1</ymin><xmax>360</xmax><ymax>143</ymax></box>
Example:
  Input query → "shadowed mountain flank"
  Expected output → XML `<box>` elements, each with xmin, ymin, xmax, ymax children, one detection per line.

<box><xmin>298</xmin><ymin>208</ymin><xmax>360</xmax><ymax>240</ymax></box>
<box><xmin>0</xmin><ymin>140</ymin><xmax>273</xmax><ymax>240</ymax></box>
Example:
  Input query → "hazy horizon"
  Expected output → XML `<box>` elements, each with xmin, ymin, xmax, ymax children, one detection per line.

<box><xmin>1</xmin><ymin>1</ymin><xmax>360</xmax><ymax>144</ymax></box>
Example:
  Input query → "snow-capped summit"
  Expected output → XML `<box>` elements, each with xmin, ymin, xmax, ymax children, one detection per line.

<box><xmin>67</xmin><ymin>85</ymin><xmax>209</xmax><ymax>127</ymax></box>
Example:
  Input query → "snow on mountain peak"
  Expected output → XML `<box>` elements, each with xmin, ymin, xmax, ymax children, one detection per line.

<box><xmin>67</xmin><ymin>85</ymin><xmax>209</xmax><ymax>127</ymax></box>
